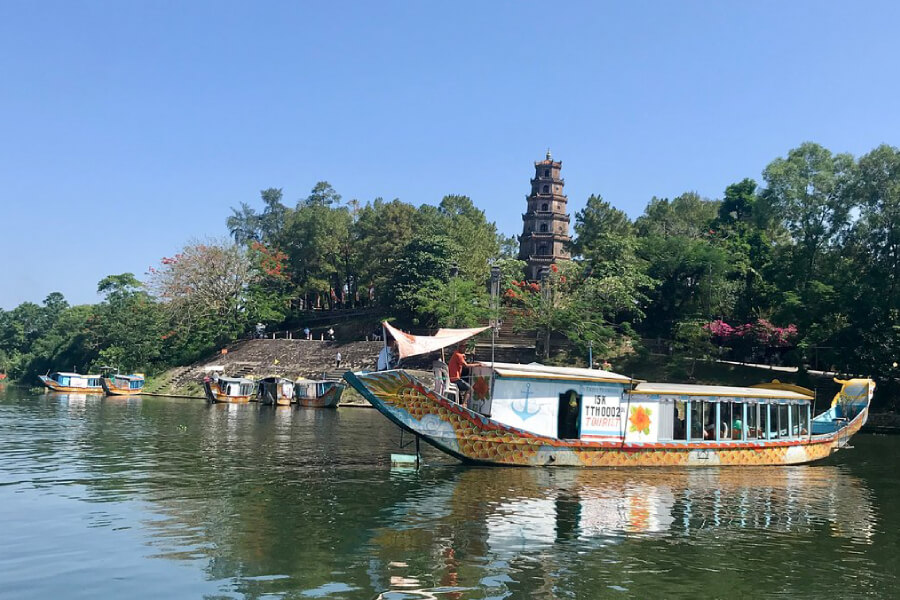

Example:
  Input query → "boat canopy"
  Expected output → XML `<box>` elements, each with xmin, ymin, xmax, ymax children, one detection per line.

<box><xmin>479</xmin><ymin>361</ymin><xmax>634</xmax><ymax>384</ymax></box>
<box><xmin>383</xmin><ymin>321</ymin><xmax>489</xmax><ymax>359</ymax></box>
<box><xmin>53</xmin><ymin>371</ymin><xmax>100</xmax><ymax>378</ymax></box>
<box><xmin>632</xmin><ymin>382</ymin><xmax>812</xmax><ymax>400</ymax></box>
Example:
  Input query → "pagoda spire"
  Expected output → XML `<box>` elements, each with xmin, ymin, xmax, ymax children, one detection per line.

<box><xmin>517</xmin><ymin>152</ymin><xmax>572</xmax><ymax>280</ymax></box>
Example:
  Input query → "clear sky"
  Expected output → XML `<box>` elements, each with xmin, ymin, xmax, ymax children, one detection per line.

<box><xmin>2</xmin><ymin>1</ymin><xmax>898</xmax><ymax>309</ymax></box>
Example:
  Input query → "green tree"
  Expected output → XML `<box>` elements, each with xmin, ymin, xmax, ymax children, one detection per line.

<box><xmin>761</xmin><ymin>142</ymin><xmax>855</xmax><ymax>287</ymax></box>
<box><xmin>352</xmin><ymin>198</ymin><xmax>420</xmax><ymax>303</ymax></box>
<box><xmin>89</xmin><ymin>273</ymin><xmax>166</xmax><ymax>372</ymax></box>
<box><xmin>438</xmin><ymin>195</ymin><xmax>501</xmax><ymax>280</ymax></box>
<box><xmin>387</xmin><ymin>234</ymin><xmax>455</xmax><ymax>324</ymax></box>
<box><xmin>300</xmin><ymin>181</ymin><xmax>342</xmax><ymax>208</ymax></box>
<box><xmin>277</xmin><ymin>203</ymin><xmax>353</xmax><ymax>307</ymax></box>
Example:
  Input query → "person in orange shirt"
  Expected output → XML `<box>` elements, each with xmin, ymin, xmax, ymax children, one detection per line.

<box><xmin>448</xmin><ymin>343</ymin><xmax>470</xmax><ymax>401</ymax></box>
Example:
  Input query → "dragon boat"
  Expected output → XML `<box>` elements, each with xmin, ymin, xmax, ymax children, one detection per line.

<box><xmin>345</xmin><ymin>365</ymin><xmax>873</xmax><ymax>467</ymax></box>
<box><xmin>345</xmin><ymin>323</ymin><xmax>874</xmax><ymax>467</ymax></box>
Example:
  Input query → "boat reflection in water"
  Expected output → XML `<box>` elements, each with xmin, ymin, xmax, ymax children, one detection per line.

<box><xmin>371</xmin><ymin>466</ymin><xmax>875</xmax><ymax>598</ymax></box>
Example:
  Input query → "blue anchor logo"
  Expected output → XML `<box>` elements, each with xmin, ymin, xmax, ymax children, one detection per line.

<box><xmin>512</xmin><ymin>382</ymin><xmax>540</xmax><ymax>421</ymax></box>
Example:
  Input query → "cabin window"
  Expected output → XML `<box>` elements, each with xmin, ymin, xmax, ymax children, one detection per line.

<box><xmin>659</xmin><ymin>400</ymin><xmax>686</xmax><ymax>441</ymax></box>
<box><xmin>746</xmin><ymin>403</ymin><xmax>759</xmax><ymax>440</ymax></box>
<box><xmin>767</xmin><ymin>404</ymin><xmax>778</xmax><ymax>439</ymax></box>
<box><xmin>658</xmin><ymin>400</ymin><xmax>673</xmax><ymax>440</ymax></box>
<box><xmin>778</xmin><ymin>404</ymin><xmax>789</xmax><ymax>438</ymax></box>
<box><xmin>690</xmin><ymin>401</ymin><xmax>715</xmax><ymax>440</ymax></box>
<box><xmin>791</xmin><ymin>404</ymin><xmax>801</xmax><ymax>437</ymax></box>
<box><xmin>558</xmin><ymin>390</ymin><xmax>582</xmax><ymax>439</ymax></box>
<box><xmin>718</xmin><ymin>402</ymin><xmax>742</xmax><ymax>440</ymax></box>
<box><xmin>799</xmin><ymin>404</ymin><xmax>810</xmax><ymax>436</ymax></box>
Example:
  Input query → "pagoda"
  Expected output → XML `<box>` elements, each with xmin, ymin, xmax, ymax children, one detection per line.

<box><xmin>517</xmin><ymin>150</ymin><xmax>572</xmax><ymax>280</ymax></box>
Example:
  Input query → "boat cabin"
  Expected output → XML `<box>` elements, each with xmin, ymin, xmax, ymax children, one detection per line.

<box><xmin>49</xmin><ymin>372</ymin><xmax>102</xmax><ymax>388</ymax></box>
<box><xmin>217</xmin><ymin>377</ymin><xmax>256</xmax><ymax>398</ymax></box>
<box><xmin>109</xmin><ymin>374</ymin><xmax>145</xmax><ymax>390</ymax></box>
<box><xmin>295</xmin><ymin>380</ymin><xmax>338</xmax><ymax>400</ymax></box>
<box><xmin>465</xmin><ymin>363</ymin><xmax>819</xmax><ymax>445</ymax></box>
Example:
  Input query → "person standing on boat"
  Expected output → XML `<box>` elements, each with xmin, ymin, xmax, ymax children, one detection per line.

<box><xmin>335</xmin><ymin>351</ymin><xmax>342</xmax><ymax>369</ymax></box>
<box><xmin>448</xmin><ymin>343</ymin><xmax>471</xmax><ymax>401</ymax></box>
<box><xmin>377</xmin><ymin>341</ymin><xmax>396</xmax><ymax>371</ymax></box>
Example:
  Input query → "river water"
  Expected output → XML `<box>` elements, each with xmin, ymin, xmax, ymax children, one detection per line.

<box><xmin>1</xmin><ymin>385</ymin><xmax>899</xmax><ymax>599</ymax></box>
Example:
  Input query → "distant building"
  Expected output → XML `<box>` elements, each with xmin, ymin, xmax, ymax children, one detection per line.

<box><xmin>517</xmin><ymin>150</ymin><xmax>572</xmax><ymax>280</ymax></box>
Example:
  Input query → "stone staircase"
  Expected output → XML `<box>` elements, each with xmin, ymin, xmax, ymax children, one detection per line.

<box><xmin>471</xmin><ymin>311</ymin><xmax>538</xmax><ymax>364</ymax></box>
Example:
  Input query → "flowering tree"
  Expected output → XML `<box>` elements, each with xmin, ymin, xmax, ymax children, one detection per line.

<box><xmin>508</xmin><ymin>261</ymin><xmax>648</xmax><ymax>361</ymax></box>
<box><xmin>703</xmin><ymin>318</ymin><xmax>798</xmax><ymax>363</ymax></box>
<box><xmin>148</xmin><ymin>241</ymin><xmax>253</xmax><ymax>357</ymax></box>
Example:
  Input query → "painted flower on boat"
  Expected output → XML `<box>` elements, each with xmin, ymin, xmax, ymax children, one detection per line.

<box><xmin>629</xmin><ymin>406</ymin><xmax>651</xmax><ymax>435</ymax></box>
<box><xmin>472</xmin><ymin>376</ymin><xmax>490</xmax><ymax>401</ymax></box>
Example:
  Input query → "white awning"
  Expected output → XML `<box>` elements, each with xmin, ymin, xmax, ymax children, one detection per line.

<box><xmin>384</xmin><ymin>321</ymin><xmax>489</xmax><ymax>359</ymax></box>
<box><xmin>479</xmin><ymin>361</ymin><xmax>634</xmax><ymax>384</ymax></box>
<box><xmin>632</xmin><ymin>382</ymin><xmax>812</xmax><ymax>400</ymax></box>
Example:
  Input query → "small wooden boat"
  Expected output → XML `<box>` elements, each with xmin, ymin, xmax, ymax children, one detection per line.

<box><xmin>39</xmin><ymin>372</ymin><xmax>104</xmax><ymax>393</ymax></box>
<box><xmin>257</xmin><ymin>377</ymin><xmax>295</xmax><ymax>405</ymax></box>
<box><xmin>205</xmin><ymin>376</ymin><xmax>256</xmax><ymax>403</ymax></box>
<box><xmin>100</xmin><ymin>373</ymin><xmax>145</xmax><ymax>396</ymax></box>
<box><xmin>344</xmin><ymin>362</ymin><xmax>874</xmax><ymax>468</ymax></box>
<box><xmin>294</xmin><ymin>379</ymin><xmax>345</xmax><ymax>408</ymax></box>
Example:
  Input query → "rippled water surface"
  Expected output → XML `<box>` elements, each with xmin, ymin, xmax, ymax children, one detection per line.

<box><xmin>1</xmin><ymin>385</ymin><xmax>899</xmax><ymax>599</ymax></box>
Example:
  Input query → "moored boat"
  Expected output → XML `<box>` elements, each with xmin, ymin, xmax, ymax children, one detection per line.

<box><xmin>40</xmin><ymin>372</ymin><xmax>104</xmax><ymax>393</ymax></box>
<box><xmin>204</xmin><ymin>376</ymin><xmax>256</xmax><ymax>403</ymax></box>
<box><xmin>257</xmin><ymin>376</ymin><xmax>295</xmax><ymax>405</ymax></box>
<box><xmin>344</xmin><ymin>323</ymin><xmax>874</xmax><ymax>467</ymax></box>
<box><xmin>100</xmin><ymin>373</ymin><xmax>145</xmax><ymax>396</ymax></box>
<box><xmin>345</xmin><ymin>365</ymin><xmax>874</xmax><ymax>467</ymax></box>
<box><xmin>294</xmin><ymin>379</ymin><xmax>345</xmax><ymax>408</ymax></box>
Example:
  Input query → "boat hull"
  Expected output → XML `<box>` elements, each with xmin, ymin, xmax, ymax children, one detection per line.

<box><xmin>39</xmin><ymin>376</ymin><xmax>103</xmax><ymax>394</ymax></box>
<box><xmin>344</xmin><ymin>370</ymin><xmax>868</xmax><ymax>468</ymax></box>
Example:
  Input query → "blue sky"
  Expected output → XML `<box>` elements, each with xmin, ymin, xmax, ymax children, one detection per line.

<box><xmin>2</xmin><ymin>1</ymin><xmax>898</xmax><ymax>309</ymax></box>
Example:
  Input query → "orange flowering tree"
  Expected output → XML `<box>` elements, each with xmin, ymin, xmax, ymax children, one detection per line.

<box><xmin>147</xmin><ymin>240</ymin><xmax>253</xmax><ymax>359</ymax></box>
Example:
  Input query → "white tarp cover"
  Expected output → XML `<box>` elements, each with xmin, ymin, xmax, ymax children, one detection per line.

<box><xmin>383</xmin><ymin>321</ymin><xmax>489</xmax><ymax>359</ymax></box>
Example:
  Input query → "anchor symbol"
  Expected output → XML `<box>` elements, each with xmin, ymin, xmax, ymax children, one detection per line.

<box><xmin>512</xmin><ymin>383</ymin><xmax>540</xmax><ymax>421</ymax></box>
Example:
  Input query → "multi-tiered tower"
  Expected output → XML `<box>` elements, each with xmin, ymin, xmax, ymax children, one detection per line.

<box><xmin>518</xmin><ymin>150</ymin><xmax>572</xmax><ymax>280</ymax></box>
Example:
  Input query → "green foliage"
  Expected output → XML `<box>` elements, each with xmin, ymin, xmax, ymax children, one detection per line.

<box><xmin>410</xmin><ymin>277</ymin><xmax>491</xmax><ymax>328</ymax></box>
<box><xmin>438</xmin><ymin>195</ymin><xmax>500</xmax><ymax>281</ymax></box>
<box><xmin>387</xmin><ymin>234</ymin><xmax>455</xmax><ymax>324</ymax></box>
<box><xmin>5</xmin><ymin>142</ymin><xmax>900</xmax><ymax>386</ymax></box>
